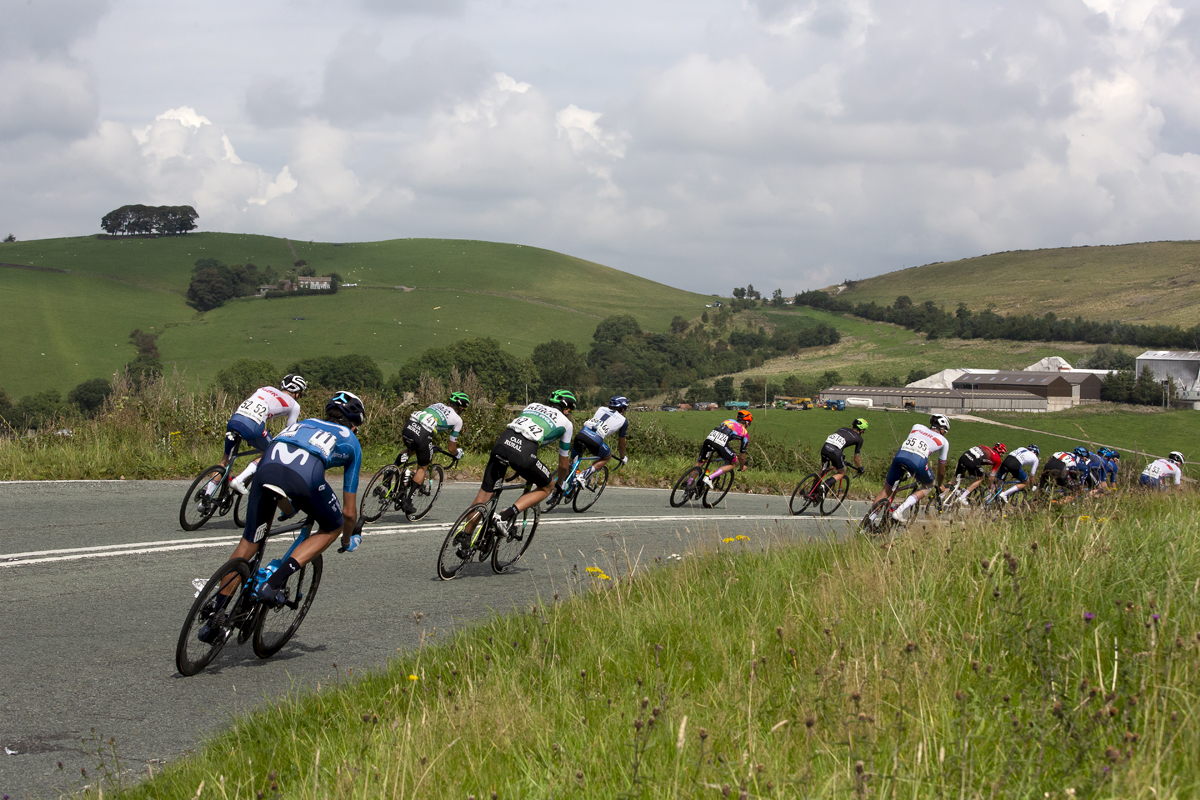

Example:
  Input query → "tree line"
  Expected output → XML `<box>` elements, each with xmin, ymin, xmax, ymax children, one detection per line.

<box><xmin>100</xmin><ymin>205</ymin><xmax>198</xmax><ymax>236</ymax></box>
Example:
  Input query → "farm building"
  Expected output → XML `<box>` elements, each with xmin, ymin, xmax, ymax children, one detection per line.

<box><xmin>1135</xmin><ymin>351</ymin><xmax>1200</xmax><ymax>407</ymax></box>
<box><xmin>949</xmin><ymin>371</ymin><xmax>1098</xmax><ymax>411</ymax></box>
<box><xmin>818</xmin><ymin>386</ymin><xmax>1048</xmax><ymax>414</ymax></box>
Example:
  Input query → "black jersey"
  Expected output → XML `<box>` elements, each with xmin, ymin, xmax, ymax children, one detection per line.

<box><xmin>822</xmin><ymin>427</ymin><xmax>864</xmax><ymax>455</ymax></box>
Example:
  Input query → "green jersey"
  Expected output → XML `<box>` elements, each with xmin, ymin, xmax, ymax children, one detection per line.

<box><xmin>507</xmin><ymin>402</ymin><xmax>574</xmax><ymax>457</ymax></box>
<box><xmin>409</xmin><ymin>403</ymin><xmax>464</xmax><ymax>440</ymax></box>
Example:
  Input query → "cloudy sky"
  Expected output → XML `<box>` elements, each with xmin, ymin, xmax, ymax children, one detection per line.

<box><xmin>3</xmin><ymin>0</ymin><xmax>1200</xmax><ymax>294</ymax></box>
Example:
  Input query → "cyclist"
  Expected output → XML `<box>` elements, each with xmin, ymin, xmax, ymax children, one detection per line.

<box><xmin>951</xmin><ymin>442</ymin><xmax>1006</xmax><ymax>504</ymax></box>
<box><xmin>818</xmin><ymin>418</ymin><xmax>868</xmax><ymax>494</ymax></box>
<box><xmin>1140</xmin><ymin>451</ymin><xmax>1185</xmax><ymax>490</ymax></box>
<box><xmin>694</xmin><ymin>410</ymin><xmax>752</xmax><ymax>490</ymax></box>
<box><xmin>567</xmin><ymin>394</ymin><xmax>629</xmax><ymax>486</ymax></box>
<box><xmin>199</xmin><ymin>391</ymin><xmax>365</xmax><ymax>640</ymax></box>
<box><xmin>394</xmin><ymin>392</ymin><xmax>470</xmax><ymax>514</ymax></box>
<box><xmin>1097</xmin><ymin>448</ymin><xmax>1121</xmax><ymax>487</ymax></box>
<box><xmin>1038</xmin><ymin>447</ymin><xmax>1086</xmax><ymax>494</ymax></box>
<box><xmin>218</xmin><ymin>375</ymin><xmax>307</xmax><ymax>496</ymax></box>
<box><xmin>472</xmin><ymin>390</ymin><xmax>577</xmax><ymax>533</ymax></box>
<box><xmin>876</xmin><ymin>414</ymin><xmax>950</xmax><ymax>523</ymax></box>
<box><xmin>994</xmin><ymin>444</ymin><xmax>1040</xmax><ymax>502</ymax></box>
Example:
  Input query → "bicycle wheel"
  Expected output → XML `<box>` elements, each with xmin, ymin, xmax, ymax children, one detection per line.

<box><xmin>180</xmin><ymin>466</ymin><xmax>226</xmax><ymax>531</ymax></box>
<box><xmin>493</xmin><ymin>503</ymin><xmax>540</xmax><ymax>573</ymax></box>
<box><xmin>703</xmin><ymin>470</ymin><xmax>734</xmax><ymax>508</ymax></box>
<box><xmin>233</xmin><ymin>493</ymin><xmax>246</xmax><ymax>529</ymax></box>
<box><xmin>407</xmin><ymin>464</ymin><xmax>443</xmax><ymax>521</ymax></box>
<box><xmin>176</xmin><ymin>558</ymin><xmax>252</xmax><ymax>676</ymax></box>
<box><xmin>670</xmin><ymin>466</ymin><xmax>704</xmax><ymax>507</ymax></box>
<box><xmin>860</xmin><ymin>498</ymin><xmax>892</xmax><ymax>537</ymax></box>
<box><xmin>360</xmin><ymin>466</ymin><xmax>401</xmax><ymax>523</ymax></box>
<box><xmin>438</xmin><ymin>504</ymin><xmax>487</xmax><ymax>580</ymax></box>
<box><xmin>789</xmin><ymin>474</ymin><xmax>820</xmax><ymax>516</ymax></box>
<box><xmin>252</xmin><ymin>554</ymin><xmax>323</xmax><ymax>658</ymax></box>
<box><xmin>542</xmin><ymin>485</ymin><xmax>565</xmax><ymax>512</ymax></box>
<box><xmin>820</xmin><ymin>475</ymin><xmax>851</xmax><ymax>516</ymax></box>
<box><xmin>573</xmin><ymin>466</ymin><xmax>608</xmax><ymax>513</ymax></box>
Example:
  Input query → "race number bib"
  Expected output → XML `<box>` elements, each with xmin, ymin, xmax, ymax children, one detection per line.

<box><xmin>587</xmin><ymin>418</ymin><xmax>612</xmax><ymax>438</ymax></box>
<box><xmin>825</xmin><ymin>433</ymin><xmax>847</xmax><ymax>449</ymax></box>
<box><xmin>706</xmin><ymin>429</ymin><xmax>730</xmax><ymax>447</ymax></box>
<box><xmin>236</xmin><ymin>397</ymin><xmax>270</xmax><ymax>424</ymax></box>
<box><xmin>968</xmin><ymin>446</ymin><xmax>984</xmax><ymax>459</ymax></box>
<box><xmin>413</xmin><ymin>410</ymin><xmax>439</xmax><ymax>433</ymax></box>
<box><xmin>508</xmin><ymin>416</ymin><xmax>545</xmax><ymax>442</ymax></box>
<box><xmin>1146</xmin><ymin>461</ymin><xmax>1166</xmax><ymax>478</ymax></box>
<box><xmin>900</xmin><ymin>435</ymin><xmax>932</xmax><ymax>459</ymax></box>
<box><xmin>307</xmin><ymin>430</ymin><xmax>338</xmax><ymax>458</ymax></box>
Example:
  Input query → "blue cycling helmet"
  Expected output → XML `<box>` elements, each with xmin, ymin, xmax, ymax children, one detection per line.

<box><xmin>1073</xmin><ymin>446</ymin><xmax>1090</xmax><ymax>460</ymax></box>
<box><xmin>325</xmin><ymin>390</ymin><xmax>365</xmax><ymax>426</ymax></box>
<box><xmin>1026</xmin><ymin>444</ymin><xmax>1040</xmax><ymax>455</ymax></box>
<box><xmin>608</xmin><ymin>395</ymin><xmax>630</xmax><ymax>411</ymax></box>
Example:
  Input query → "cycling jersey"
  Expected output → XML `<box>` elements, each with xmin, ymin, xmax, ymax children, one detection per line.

<box><xmin>1100</xmin><ymin>455</ymin><xmax>1119</xmax><ymax>485</ymax></box>
<box><xmin>409</xmin><ymin>403</ymin><xmax>464</xmax><ymax>440</ymax></box>
<box><xmin>823</xmin><ymin>427</ymin><xmax>864</xmax><ymax>456</ymax></box>
<box><xmin>713</xmin><ymin>420</ymin><xmax>750</xmax><ymax>453</ymax></box>
<box><xmin>1009</xmin><ymin>447</ymin><xmax>1040</xmax><ymax>474</ymax></box>
<box><xmin>233</xmin><ymin>386</ymin><xmax>301</xmax><ymax>427</ymax></box>
<box><xmin>1085</xmin><ymin>454</ymin><xmax>1108</xmax><ymax>487</ymax></box>
<box><xmin>507</xmin><ymin>403</ymin><xmax>574</xmax><ymax>457</ymax></box>
<box><xmin>272</xmin><ymin>419</ymin><xmax>364</xmax><ymax>493</ymax></box>
<box><xmin>1051</xmin><ymin>451</ymin><xmax>1079</xmax><ymax>470</ymax></box>
<box><xmin>898</xmin><ymin>424</ymin><xmax>949</xmax><ymax>466</ymax></box>
<box><xmin>1142</xmin><ymin>458</ymin><xmax>1182</xmax><ymax>485</ymax></box>
<box><xmin>583</xmin><ymin>407</ymin><xmax>629</xmax><ymax>440</ymax></box>
<box><xmin>957</xmin><ymin>445</ymin><xmax>999</xmax><ymax>478</ymax></box>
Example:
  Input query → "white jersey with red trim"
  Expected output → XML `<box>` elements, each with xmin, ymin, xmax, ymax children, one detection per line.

<box><xmin>1142</xmin><ymin>458</ymin><xmax>1182</xmax><ymax>485</ymax></box>
<box><xmin>232</xmin><ymin>386</ymin><xmax>301</xmax><ymax>427</ymax></box>
<box><xmin>898</xmin><ymin>423</ymin><xmax>950</xmax><ymax>464</ymax></box>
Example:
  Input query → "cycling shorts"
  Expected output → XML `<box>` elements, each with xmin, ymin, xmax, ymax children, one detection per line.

<box><xmin>482</xmin><ymin>431</ymin><xmax>552</xmax><ymax>491</ymax></box>
<box><xmin>819</xmin><ymin>444</ymin><xmax>846</xmax><ymax>471</ymax></box>
<box><xmin>698</xmin><ymin>439</ymin><xmax>737</xmax><ymax>466</ymax></box>
<box><xmin>225</xmin><ymin>415</ymin><xmax>270</xmax><ymax>460</ymax></box>
<box><xmin>1039</xmin><ymin>458</ymin><xmax>1074</xmax><ymax>488</ymax></box>
<box><xmin>955</xmin><ymin>452</ymin><xmax>986</xmax><ymax>479</ymax></box>
<box><xmin>995</xmin><ymin>454</ymin><xmax>1028</xmax><ymax>484</ymax></box>
<box><xmin>241</xmin><ymin>449</ymin><xmax>343</xmax><ymax>542</ymax></box>
<box><xmin>401</xmin><ymin>419</ymin><xmax>435</xmax><ymax>467</ymax></box>
<box><xmin>1139</xmin><ymin>474</ymin><xmax>1165</xmax><ymax>490</ymax></box>
<box><xmin>886</xmin><ymin>451</ymin><xmax>934</xmax><ymax>487</ymax></box>
<box><xmin>571</xmin><ymin>427</ymin><xmax>611</xmax><ymax>460</ymax></box>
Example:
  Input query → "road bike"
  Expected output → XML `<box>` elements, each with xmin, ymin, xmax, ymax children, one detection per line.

<box><xmin>669</xmin><ymin>452</ymin><xmax>735</xmax><ymax>509</ymax></box>
<box><xmin>178</xmin><ymin>433</ymin><xmax>257</xmax><ymax>531</ymax></box>
<box><xmin>981</xmin><ymin>479</ymin><xmax>1033</xmax><ymax>514</ymax></box>
<box><xmin>860</xmin><ymin>476</ymin><xmax>925</xmax><ymax>537</ymax></box>
<box><xmin>543</xmin><ymin>453</ymin><xmax>622</xmax><ymax>513</ymax></box>
<box><xmin>922</xmin><ymin>475</ymin><xmax>987</xmax><ymax>519</ymax></box>
<box><xmin>360</xmin><ymin>446</ymin><xmax>458</xmax><ymax>524</ymax></box>
<box><xmin>437</xmin><ymin>462</ymin><xmax>541</xmax><ymax>580</ymax></box>
<box><xmin>790</xmin><ymin>463</ymin><xmax>858</xmax><ymax>516</ymax></box>
<box><xmin>176</xmin><ymin>491</ymin><xmax>322</xmax><ymax>676</ymax></box>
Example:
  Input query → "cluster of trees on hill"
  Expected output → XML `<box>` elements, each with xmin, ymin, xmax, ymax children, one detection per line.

<box><xmin>1</xmin><ymin>378</ymin><xmax>114</xmax><ymax>433</ymax></box>
<box><xmin>795</xmin><ymin>290</ymin><xmax>1200</xmax><ymax>349</ymax></box>
<box><xmin>100</xmin><ymin>205</ymin><xmax>198</xmax><ymax>236</ymax></box>
<box><xmin>187</xmin><ymin>258</ymin><xmax>341</xmax><ymax>312</ymax></box>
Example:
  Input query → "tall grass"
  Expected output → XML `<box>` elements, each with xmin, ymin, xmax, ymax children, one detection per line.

<box><xmin>95</xmin><ymin>490</ymin><xmax>1200</xmax><ymax>799</ymax></box>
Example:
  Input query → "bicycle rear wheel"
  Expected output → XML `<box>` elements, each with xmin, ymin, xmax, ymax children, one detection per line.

<box><xmin>820</xmin><ymin>475</ymin><xmax>850</xmax><ymax>516</ymax></box>
<box><xmin>360</xmin><ymin>466</ymin><xmax>401</xmax><ymax>523</ymax></box>
<box><xmin>233</xmin><ymin>493</ymin><xmax>246</xmax><ymax>529</ymax></box>
<box><xmin>252</xmin><ymin>554</ymin><xmax>323</xmax><ymax>658</ymax></box>
<box><xmin>703</xmin><ymin>470</ymin><xmax>734</xmax><ymax>508</ymax></box>
<box><xmin>407</xmin><ymin>464</ymin><xmax>443</xmax><ymax>521</ymax></box>
<box><xmin>180</xmin><ymin>466</ymin><xmax>225</xmax><ymax>531</ymax></box>
<box><xmin>860</xmin><ymin>498</ymin><xmax>892</xmax><ymax>537</ymax></box>
<box><xmin>493</xmin><ymin>503</ymin><xmax>540</xmax><ymax>573</ymax></box>
<box><xmin>573</xmin><ymin>466</ymin><xmax>608</xmax><ymax>512</ymax></box>
<box><xmin>670</xmin><ymin>466</ymin><xmax>704</xmax><ymax>507</ymax></box>
<box><xmin>176</xmin><ymin>558</ymin><xmax>252</xmax><ymax>676</ymax></box>
<box><xmin>439</xmin><ymin>504</ymin><xmax>487</xmax><ymax>580</ymax></box>
<box><xmin>789</xmin><ymin>474</ymin><xmax>820</xmax><ymax>516</ymax></box>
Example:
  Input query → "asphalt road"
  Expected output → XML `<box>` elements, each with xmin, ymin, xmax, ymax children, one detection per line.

<box><xmin>0</xmin><ymin>478</ymin><xmax>859</xmax><ymax>799</ymax></box>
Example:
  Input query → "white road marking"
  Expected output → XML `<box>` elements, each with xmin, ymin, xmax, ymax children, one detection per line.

<box><xmin>1</xmin><ymin>513</ymin><xmax>846</xmax><ymax>568</ymax></box>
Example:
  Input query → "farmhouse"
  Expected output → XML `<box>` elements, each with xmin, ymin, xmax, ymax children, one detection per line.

<box><xmin>297</xmin><ymin>276</ymin><xmax>332</xmax><ymax>290</ymax></box>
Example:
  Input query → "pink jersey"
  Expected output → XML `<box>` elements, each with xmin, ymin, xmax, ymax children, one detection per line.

<box><xmin>721</xmin><ymin>419</ymin><xmax>748</xmax><ymax>438</ymax></box>
<box><xmin>232</xmin><ymin>386</ymin><xmax>301</xmax><ymax>427</ymax></box>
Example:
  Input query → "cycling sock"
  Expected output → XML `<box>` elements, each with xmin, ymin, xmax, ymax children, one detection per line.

<box><xmin>1000</xmin><ymin>487</ymin><xmax>1018</xmax><ymax>499</ymax></box>
<box><xmin>234</xmin><ymin>461</ymin><xmax>258</xmax><ymax>485</ymax></box>
<box><xmin>895</xmin><ymin>495</ymin><xmax>918</xmax><ymax>514</ymax></box>
<box><xmin>499</xmin><ymin>504</ymin><xmax>519</xmax><ymax>522</ymax></box>
<box><xmin>266</xmin><ymin>558</ymin><xmax>301</xmax><ymax>590</ymax></box>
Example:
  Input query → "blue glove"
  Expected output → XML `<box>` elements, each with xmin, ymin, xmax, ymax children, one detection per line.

<box><xmin>338</xmin><ymin>533</ymin><xmax>361</xmax><ymax>553</ymax></box>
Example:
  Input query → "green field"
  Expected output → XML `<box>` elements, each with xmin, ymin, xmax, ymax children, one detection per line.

<box><xmin>825</xmin><ymin>240</ymin><xmax>1200</xmax><ymax>327</ymax></box>
<box><xmin>0</xmin><ymin>234</ymin><xmax>713</xmax><ymax>396</ymax></box>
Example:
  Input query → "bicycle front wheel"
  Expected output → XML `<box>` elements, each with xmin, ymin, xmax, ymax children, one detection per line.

<box><xmin>180</xmin><ymin>466</ymin><xmax>225</xmax><ymax>531</ymax></box>
<box><xmin>703</xmin><ymin>470</ymin><xmax>734</xmax><ymax>508</ymax></box>
<box><xmin>670</xmin><ymin>466</ymin><xmax>704</xmax><ymax>508</ymax></box>
<box><xmin>176</xmin><ymin>558</ymin><xmax>251</xmax><ymax>676</ymax></box>
<box><xmin>789</xmin><ymin>474</ymin><xmax>820</xmax><ymax>516</ymax></box>
<box><xmin>438</xmin><ymin>505</ymin><xmax>487</xmax><ymax>580</ymax></box>
<box><xmin>233</xmin><ymin>492</ymin><xmax>246</xmax><ymax>529</ymax></box>
<box><xmin>573</xmin><ymin>466</ymin><xmax>608</xmax><ymax>512</ymax></box>
<box><xmin>493</xmin><ymin>503</ymin><xmax>539</xmax><ymax>573</ymax></box>
<box><xmin>407</xmin><ymin>464</ymin><xmax>443</xmax><ymax>521</ymax></box>
<box><xmin>252</xmin><ymin>554</ymin><xmax>323</xmax><ymax>658</ymax></box>
<box><xmin>360</xmin><ymin>466</ymin><xmax>401</xmax><ymax>523</ymax></box>
<box><xmin>820</xmin><ymin>475</ymin><xmax>850</xmax><ymax>516</ymax></box>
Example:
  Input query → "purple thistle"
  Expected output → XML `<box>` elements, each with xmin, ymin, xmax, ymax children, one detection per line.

<box><xmin>1045</xmin><ymin>622</ymin><xmax>1053</xmax><ymax>633</ymax></box>
<box><xmin>1152</xmin><ymin>614</ymin><xmax>1161</xmax><ymax>622</ymax></box>
<box><xmin>1083</xmin><ymin>612</ymin><xmax>1095</xmax><ymax>623</ymax></box>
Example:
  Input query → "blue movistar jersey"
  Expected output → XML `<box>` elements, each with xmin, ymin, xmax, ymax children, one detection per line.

<box><xmin>1100</xmin><ymin>455</ymin><xmax>1119</xmax><ymax>485</ymax></box>
<box><xmin>1086</xmin><ymin>453</ymin><xmax>1107</xmax><ymax>485</ymax></box>
<box><xmin>272</xmin><ymin>419</ymin><xmax>364</xmax><ymax>493</ymax></box>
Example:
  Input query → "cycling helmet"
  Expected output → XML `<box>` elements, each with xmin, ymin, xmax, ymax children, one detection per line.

<box><xmin>608</xmin><ymin>395</ymin><xmax>630</xmax><ymax>411</ymax></box>
<box><xmin>549</xmin><ymin>389</ymin><xmax>577</xmax><ymax>410</ymax></box>
<box><xmin>448</xmin><ymin>391</ymin><xmax>471</xmax><ymax>409</ymax></box>
<box><xmin>736</xmin><ymin>409</ymin><xmax>753</xmax><ymax>425</ymax></box>
<box><xmin>280</xmin><ymin>373</ymin><xmax>307</xmax><ymax>396</ymax></box>
<box><xmin>993</xmin><ymin>443</ymin><xmax>1007</xmax><ymax>455</ymax></box>
<box><xmin>1027</xmin><ymin>444</ymin><xmax>1040</xmax><ymax>455</ymax></box>
<box><xmin>1169</xmin><ymin>451</ymin><xmax>1185</xmax><ymax>465</ymax></box>
<box><xmin>929</xmin><ymin>414</ymin><xmax>950</xmax><ymax>431</ymax></box>
<box><xmin>325</xmin><ymin>390</ymin><xmax>365</xmax><ymax>426</ymax></box>
<box><xmin>852</xmin><ymin>417</ymin><xmax>868</xmax><ymax>431</ymax></box>
<box><xmin>1107</xmin><ymin>449</ymin><xmax>1120</xmax><ymax>459</ymax></box>
<box><xmin>1074</xmin><ymin>446</ymin><xmax>1091</xmax><ymax>460</ymax></box>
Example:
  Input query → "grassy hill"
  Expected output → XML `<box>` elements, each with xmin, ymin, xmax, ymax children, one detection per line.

<box><xmin>0</xmin><ymin>234</ymin><xmax>713</xmax><ymax>395</ymax></box>
<box><xmin>824</xmin><ymin>240</ymin><xmax>1200</xmax><ymax>327</ymax></box>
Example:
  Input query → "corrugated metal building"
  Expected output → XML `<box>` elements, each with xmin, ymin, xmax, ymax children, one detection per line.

<box><xmin>819</xmin><ymin>386</ymin><xmax>1047</xmax><ymax>414</ymax></box>
<box><xmin>1135</xmin><ymin>351</ymin><xmax>1200</xmax><ymax>407</ymax></box>
<box><xmin>951</xmin><ymin>371</ymin><xmax>1077</xmax><ymax>411</ymax></box>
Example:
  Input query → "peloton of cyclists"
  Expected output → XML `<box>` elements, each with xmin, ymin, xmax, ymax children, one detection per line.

<box><xmin>694</xmin><ymin>410</ymin><xmax>753</xmax><ymax>490</ymax></box>
<box><xmin>818</xmin><ymin>418</ymin><xmax>868</xmax><ymax>493</ymax></box>
<box><xmin>876</xmin><ymin>414</ymin><xmax>950</xmax><ymax>523</ymax></box>
<box><xmin>218</xmin><ymin>374</ymin><xmax>307</xmax><ymax>496</ymax></box>
<box><xmin>394</xmin><ymin>392</ymin><xmax>470</xmax><ymax>514</ymax></box>
<box><xmin>1140</xmin><ymin>451</ymin><xmax>1185</xmax><ymax>490</ymax></box>
<box><xmin>953</xmin><ymin>442</ymin><xmax>1007</xmax><ymax>504</ymax></box>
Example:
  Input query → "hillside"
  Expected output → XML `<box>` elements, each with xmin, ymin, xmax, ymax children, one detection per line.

<box><xmin>0</xmin><ymin>234</ymin><xmax>712</xmax><ymax>395</ymax></box>
<box><xmin>825</xmin><ymin>240</ymin><xmax>1200</xmax><ymax>327</ymax></box>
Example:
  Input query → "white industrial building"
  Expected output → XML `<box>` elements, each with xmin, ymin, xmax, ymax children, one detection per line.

<box><xmin>1135</xmin><ymin>351</ymin><xmax>1200</xmax><ymax>407</ymax></box>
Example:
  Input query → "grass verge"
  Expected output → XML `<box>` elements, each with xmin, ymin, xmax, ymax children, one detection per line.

<box><xmin>97</xmin><ymin>490</ymin><xmax>1199</xmax><ymax>799</ymax></box>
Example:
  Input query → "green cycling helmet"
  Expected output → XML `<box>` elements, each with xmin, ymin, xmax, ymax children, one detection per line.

<box><xmin>549</xmin><ymin>389</ymin><xmax>577</xmax><ymax>410</ymax></box>
<box><xmin>448</xmin><ymin>391</ymin><xmax>471</xmax><ymax>409</ymax></box>
<box><xmin>852</xmin><ymin>417</ymin><xmax>868</xmax><ymax>431</ymax></box>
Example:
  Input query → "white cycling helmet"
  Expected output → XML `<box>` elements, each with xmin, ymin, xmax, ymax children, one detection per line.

<box><xmin>1169</xmin><ymin>450</ymin><xmax>1185</xmax><ymax>465</ymax></box>
<box><xmin>929</xmin><ymin>414</ymin><xmax>949</xmax><ymax>432</ymax></box>
<box><xmin>280</xmin><ymin>373</ymin><xmax>307</xmax><ymax>395</ymax></box>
